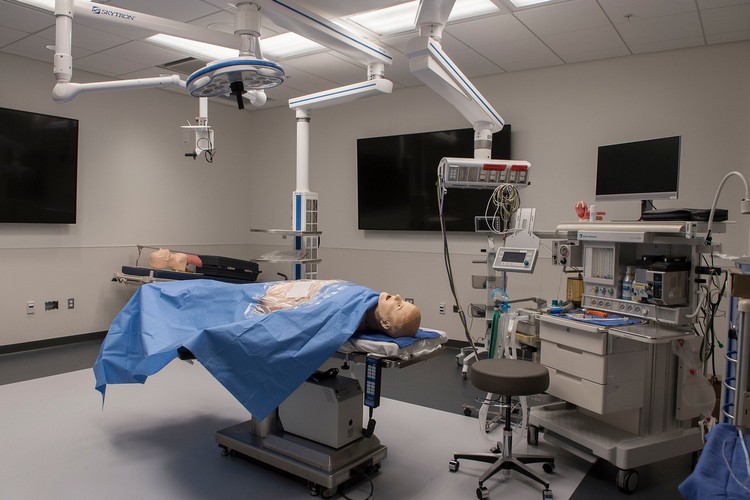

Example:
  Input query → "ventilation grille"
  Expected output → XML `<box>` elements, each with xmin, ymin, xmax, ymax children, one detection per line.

<box><xmin>158</xmin><ymin>57</ymin><xmax>206</xmax><ymax>76</ymax></box>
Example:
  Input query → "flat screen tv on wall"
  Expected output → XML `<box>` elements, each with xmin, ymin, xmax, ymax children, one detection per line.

<box><xmin>357</xmin><ymin>126</ymin><xmax>511</xmax><ymax>231</ymax></box>
<box><xmin>0</xmin><ymin>107</ymin><xmax>79</xmax><ymax>224</ymax></box>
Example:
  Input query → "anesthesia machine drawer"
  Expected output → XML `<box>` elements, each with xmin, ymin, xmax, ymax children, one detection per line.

<box><xmin>546</xmin><ymin>366</ymin><xmax>645</xmax><ymax>414</ymax></box>
<box><xmin>540</xmin><ymin>340</ymin><xmax>646</xmax><ymax>385</ymax></box>
<box><xmin>539</xmin><ymin>315</ymin><xmax>644</xmax><ymax>356</ymax></box>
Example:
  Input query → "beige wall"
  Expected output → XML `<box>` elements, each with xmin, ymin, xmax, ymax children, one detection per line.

<box><xmin>0</xmin><ymin>40</ymin><xmax>748</xmax><ymax>348</ymax></box>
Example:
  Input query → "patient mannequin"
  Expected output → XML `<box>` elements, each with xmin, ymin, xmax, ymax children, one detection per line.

<box><xmin>149</xmin><ymin>248</ymin><xmax>202</xmax><ymax>272</ymax></box>
<box><xmin>258</xmin><ymin>280</ymin><xmax>422</xmax><ymax>338</ymax></box>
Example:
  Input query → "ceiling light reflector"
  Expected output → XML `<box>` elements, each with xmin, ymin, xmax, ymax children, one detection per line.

<box><xmin>349</xmin><ymin>0</ymin><xmax>500</xmax><ymax>36</ymax></box>
<box><xmin>508</xmin><ymin>0</ymin><xmax>556</xmax><ymax>7</ymax></box>
<box><xmin>147</xmin><ymin>34</ymin><xmax>237</xmax><ymax>61</ymax></box>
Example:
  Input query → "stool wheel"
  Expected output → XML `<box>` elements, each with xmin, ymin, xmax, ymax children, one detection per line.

<box><xmin>449</xmin><ymin>459</ymin><xmax>459</xmax><ymax>472</ymax></box>
<box><xmin>543</xmin><ymin>462</ymin><xmax>555</xmax><ymax>474</ymax></box>
<box><xmin>543</xmin><ymin>488</ymin><xmax>553</xmax><ymax>499</ymax></box>
<box><xmin>476</xmin><ymin>486</ymin><xmax>489</xmax><ymax>499</ymax></box>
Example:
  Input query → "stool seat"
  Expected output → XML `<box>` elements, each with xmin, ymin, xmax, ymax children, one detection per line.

<box><xmin>471</xmin><ymin>358</ymin><xmax>549</xmax><ymax>396</ymax></box>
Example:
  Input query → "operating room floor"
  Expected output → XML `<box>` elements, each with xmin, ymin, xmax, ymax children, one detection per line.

<box><xmin>0</xmin><ymin>340</ymin><xmax>692</xmax><ymax>499</ymax></box>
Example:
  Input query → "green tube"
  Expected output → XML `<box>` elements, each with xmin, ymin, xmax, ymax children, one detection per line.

<box><xmin>489</xmin><ymin>309</ymin><xmax>499</xmax><ymax>359</ymax></box>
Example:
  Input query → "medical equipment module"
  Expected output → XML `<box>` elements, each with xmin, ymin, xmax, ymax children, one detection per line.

<box><xmin>530</xmin><ymin>220</ymin><xmax>723</xmax><ymax>493</ymax></box>
<box><xmin>279</xmin><ymin>372</ymin><xmax>364</xmax><ymax>449</ymax></box>
<box><xmin>439</xmin><ymin>157</ymin><xmax>530</xmax><ymax>189</ymax></box>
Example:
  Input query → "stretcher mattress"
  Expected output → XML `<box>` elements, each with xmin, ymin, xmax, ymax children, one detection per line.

<box><xmin>118</xmin><ymin>266</ymin><xmax>256</xmax><ymax>284</ymax></box>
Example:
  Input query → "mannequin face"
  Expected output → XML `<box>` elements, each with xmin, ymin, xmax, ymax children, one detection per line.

<box><xmin>374</xmin><ymin>292</ymin><xmax>421</xmax><ymax>337</ymax></box>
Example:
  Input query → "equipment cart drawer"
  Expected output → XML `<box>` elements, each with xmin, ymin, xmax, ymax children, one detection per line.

<box><xmin>546</xmin><ymin>366</ymin><xmax>644</xmax><ymax>414</ymax></box>
<box><xmin>541</xmin><ymin>340</ymin><xmax>646</xmax><ymax>385</ymax></box>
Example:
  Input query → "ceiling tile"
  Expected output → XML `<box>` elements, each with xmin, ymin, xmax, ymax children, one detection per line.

<box><xmin>277</xmin><ymin>63</ymin><xmax>340</xmax><ymax>94</ymax></box>
<box><xmin>103</xmin><ymin>40</ymin><xmax>189</xmax><ymax>67</ymax></box>
<box><xmin>706</xmin><ymin>30</ymin><xmax>750</xmax><ymax>43</ymax></box>
<box><xmin>0</xmin><ymin>1</ymin><xmax>54</xmax><ymax>34</ymax></box>
<box><xmin>74</xmin><ymin>51</ymin><xmax>156</xmax><ymax>77</ymax></box>
<box><xmin>284</xmin><ymin>52</ymin><xmax>366</xmax><ymax>85</ymax></box>
<box><xmin>628</xmin><ymin>36</ymin><xmax>706</xmax><ymax>54</ymax></box>
<box><xmin>615</xmin><ymin>11</ymin><xmax>703</xmax><ymax>46</ymax></box>
<box><xmin>448</xmin><ymin>13</ymin><xmax>535</xmax><ymax>43</ymax></box>
<box><xmin>440</xmin><ymin>32</ymin><xmax>504</xmax><ymax>78</ymax></box>
<box><xmin>514</xmin><ymin>0</ymin><xmax>611</xmax><ymax>35</ymax></box>
<box><xmin>37</xmin><ymin>23</ymin><xmax>130</xmax><ymax>52</ymax></box>
<box><xmin>561</xmin><ymin>46</ymin><xmax>631</xmax><ymax>63</ymax></box>
<box><xmin>1</xmin><ymin>33</ymin><xmax>57</xmax><ymax>63</ymax></box>
<box><xmin>701</xmin><ymin>4</ymin><xmax>750</xmax><ymax>35</ymax></box>
<box><xmin>488</xmin><ymin>38</ymin><xmax>563</xmax><ymax>72</ymax></box>
<box><xmin>598</xmin><ymin>0</ymin><xmax>697</xmax><ymax>24</ymax></box>
<box><xmin>105</xmin><ymin>0</ymin><xmax>221</xmax><ymax>22</ymax></box>
<box><xmin>697</xmin><ymin>0</ymin><xmax>750</xmax><ymax>9</ymax></box>
<box><xmin>0</xmin><ymin>25</ymin><xmax>29</xmax><ymax>48</ymax></box>
<box><xmin>446</xmin><ymin>14</ymin><xmax>561</xmax><ymax>71</ymax></box>
<box><xmin>540</xmin><ymin>25</ymin><xmax>625</xmax><ymax>56</ymax></box>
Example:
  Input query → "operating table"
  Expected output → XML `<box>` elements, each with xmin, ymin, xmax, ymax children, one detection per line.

<box><xmin>95</xmin><ymin>279</ymin><xmax>447</xmax><ymax>496</ymax></box>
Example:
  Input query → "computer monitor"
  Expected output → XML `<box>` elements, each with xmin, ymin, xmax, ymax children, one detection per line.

<box><xmin>595</xmin><ymin>136</ymin><xmax>681</xmax><ymax>213</ymax></box>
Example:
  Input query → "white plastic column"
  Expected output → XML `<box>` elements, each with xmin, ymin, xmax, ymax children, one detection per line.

<box><xmin>292</xmin><ymin>108</ymin><xmax>317</xmax><ymax>280</ymax></box>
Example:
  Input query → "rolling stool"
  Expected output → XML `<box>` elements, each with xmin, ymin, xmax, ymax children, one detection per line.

<box><xmin>450</xmin><ymin>358</ymin><xmax>554</xmax><ymax>499</ymax></box>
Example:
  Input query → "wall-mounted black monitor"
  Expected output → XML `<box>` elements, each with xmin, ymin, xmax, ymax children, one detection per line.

<box><xmin>0</xmin><ymin>107</ymin><xmax>79</xmax><ymax>224</ymax></box>
<box><xmin>595</xmin><ymin>136</ymin><xmax>681</xmax><ymax>206</ymax></box>
<box><xmin>357</xmin><ymin>126</ymin><xmax>511</xmax><ymax>231</ymax></box>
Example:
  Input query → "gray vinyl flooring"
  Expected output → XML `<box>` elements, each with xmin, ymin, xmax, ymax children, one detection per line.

<box><xmin>0</xmin><ymin>340</ymin><xmax>691</xmax><ymax>499</ymax></box>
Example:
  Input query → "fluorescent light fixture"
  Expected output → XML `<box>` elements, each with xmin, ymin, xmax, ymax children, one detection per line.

<box><xmin>147</xmin><ymin>32</ymin><xmax>322</xmax><ymax>62</ymax></box>
<box><xmin>15</xmin><ymin>0</ymin><xmax>91</xmax><ymax>12</ymax></box>
<box><xmin>507</xmin><ymin>0</ymin><xmax>556</xmax><ymax>7</ymax></box>
<box><xmin>261</xmin><ymin>32</ymin><xmax>324</xmax><ymax>59</ymax></box>
<box><xmin>348</xmin><ymin>0</ymin><xmax>500</xmax><ymax>36</ymax></box>
<box><xmin>147</xmin><ymin>34</ymin><xmax>237</xmax><ymax>61</ymax></box>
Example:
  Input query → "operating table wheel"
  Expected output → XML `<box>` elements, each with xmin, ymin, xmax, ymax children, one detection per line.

<box><xmin>616</xmin><ymin>468</ymin><xmax>639</xmax><ymax>493</ymax></box>
<box><xmin>449</xmin><ymin>459</ymin><xmax>459</xmax><ymax>472</ymax></box>
<box><xmin>476</xmin><ymin>486</ymin><xmax>489</xmax><ymax>499</ymax></box>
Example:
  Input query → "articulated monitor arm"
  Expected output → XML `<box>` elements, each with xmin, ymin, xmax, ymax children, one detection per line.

<box><xmin>407</xmin><ymin>0</ymin><xmax>505</xmax><ymax>159</ymax></box>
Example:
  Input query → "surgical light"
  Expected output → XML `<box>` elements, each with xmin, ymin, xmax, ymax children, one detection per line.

<box><xmin>348</xmin><ymin>0</ymin><xmax>500</xmax><ymax>36</ymax></box>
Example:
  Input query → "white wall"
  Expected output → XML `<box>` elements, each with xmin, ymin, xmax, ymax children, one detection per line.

<box><xmin>0</xmin><ymin>41</ymin><xmax>748</xmax><ymax>349</ymax></box>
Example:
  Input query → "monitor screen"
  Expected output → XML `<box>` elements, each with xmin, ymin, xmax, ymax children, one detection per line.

<box><xmin>0</xmin><ymin>107</ymin><xmax>79</xmax><ymax>224</ymax></box>
<box><xmin>357</xmin><ymin>126</ymin><xmax>511</xmax><ymax>231</ymax></box>
<box><xmin>595</xmin><ymin>136</ymin><xmax>680</xmax><ymax>203</ymax></box>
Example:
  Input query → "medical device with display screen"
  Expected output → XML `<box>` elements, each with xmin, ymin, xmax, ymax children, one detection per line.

<box><xmin>492</xmin><ymin>248</ymin><xmax>538</xmax><ymax>273</ymax></box>
<box><xmin>595</xmin><ymin>136</ymin><xmax>681</xmax><ymax>212</ymax></box>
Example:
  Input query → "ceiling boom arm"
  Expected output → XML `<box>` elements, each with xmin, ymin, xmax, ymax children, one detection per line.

<box><xmin>407</xmin><ymin>0</ymin><xmax>504</xmax><ymax>159</ymax></box>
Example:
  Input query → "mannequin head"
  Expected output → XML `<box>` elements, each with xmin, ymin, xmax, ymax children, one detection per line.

<box><xmin>371</xmin><ymin>292</ymin><xmax>421</xmax><ymax>338</ymax></box>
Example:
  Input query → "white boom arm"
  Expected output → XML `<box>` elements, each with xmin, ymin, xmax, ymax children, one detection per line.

<box><xmin>252</xmin><ymin>0</ymin><xmax>393</xmax><ymax>70</ymax></box>
<box><xmin>406</xmin><ymin>0</ymin><xmax>504</xmax><ymax>159</ymax></box>
<box><xmin>52</xmin><ymin>0</ymin><xmax>247</xmax><ymax>102</ymax></box>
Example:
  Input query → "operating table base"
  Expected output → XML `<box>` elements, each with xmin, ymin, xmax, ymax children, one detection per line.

<box><xmin>216</xmin><ymin>420</ymin><xmax>387</xmax><ymax>494</ymax></box>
